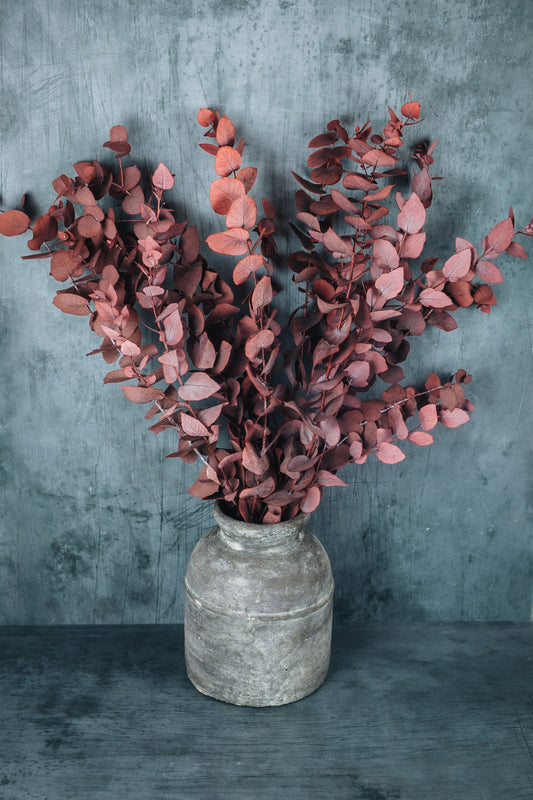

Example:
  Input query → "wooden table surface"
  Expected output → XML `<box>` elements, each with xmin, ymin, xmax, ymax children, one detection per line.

<box><xmin>1</xmin><ymin>623</ymin><xmax>531</xmax><ymax>799</ymax></box>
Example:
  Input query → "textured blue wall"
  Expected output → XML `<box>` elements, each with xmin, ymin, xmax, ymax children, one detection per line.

<box><xmin>0</xmin><ymin>0</ymin><xmax>531</xmax><ymax>623</ymax></box>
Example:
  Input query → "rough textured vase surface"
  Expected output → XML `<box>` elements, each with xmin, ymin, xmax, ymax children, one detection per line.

<box><xmin>184</xmin><ymin>502</ymin><xmax>334</xmax><ymax>707</ymax></box>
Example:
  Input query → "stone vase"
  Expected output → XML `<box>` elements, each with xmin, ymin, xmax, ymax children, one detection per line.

<box><xmin>184</xmin><ymin>501</ymin><xmax>334</xmax><ymax>706</ymax></box>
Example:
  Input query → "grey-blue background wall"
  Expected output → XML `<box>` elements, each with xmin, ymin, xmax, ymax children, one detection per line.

<box><xmin>0</xmin><ymin>0</ymin><xmax>531</xmax><ymax>624</ymax></box>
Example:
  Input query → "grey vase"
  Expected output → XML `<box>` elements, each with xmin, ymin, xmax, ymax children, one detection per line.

<box><xmin>184</xmin><ymin>501</ymin><xmax>334</xmax><ymax>706</ymax></box>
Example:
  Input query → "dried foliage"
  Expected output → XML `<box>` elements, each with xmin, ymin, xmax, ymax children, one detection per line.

<box><xmin>2</xmin><ymin>101</ymin><xmax>531</xmax><ymax>522</ymax></box>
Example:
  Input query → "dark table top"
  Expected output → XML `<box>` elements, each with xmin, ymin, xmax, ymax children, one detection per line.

<box><xmin>1</xmin><ymin>623</ymin><xmax>531</xmax><ymax>799</ymax></box>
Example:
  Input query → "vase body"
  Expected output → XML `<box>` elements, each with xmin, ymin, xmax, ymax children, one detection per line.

<box><xmin>184</xmin><ymin>502</ymin><xmax>334</xmax><ymax>706</ymax></box>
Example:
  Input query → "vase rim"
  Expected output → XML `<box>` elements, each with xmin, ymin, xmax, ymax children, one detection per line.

<box><xmin>213</xmin><ymin>500</ymin><xmax>310</xmax><ymax>546</ymax></box>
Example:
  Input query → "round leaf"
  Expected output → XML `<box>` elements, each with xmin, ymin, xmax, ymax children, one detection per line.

<box><xmin>0</xmin><ymin>209</ymin><xmax>30</xmax><ymax>237</ymax></box>
<box><xmin>226</xmin><ymin>195</ymin><xmax>257</xmax><ymax>230</ymax></box>
<box><xmin>209</xmin><ymin>177</ymin><xmax>245</xmax><ymax>214</ymax></box>
<box><xmin>215</xmin><ymin>146</ymin><xmax>242</xmax><ymax>177</ymax></box>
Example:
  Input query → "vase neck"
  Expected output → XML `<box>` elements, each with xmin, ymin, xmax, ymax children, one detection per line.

<box><xmin>213</xmin><ymin>502</ymin><xmax>310</xmax><ymax>551</ymax></box>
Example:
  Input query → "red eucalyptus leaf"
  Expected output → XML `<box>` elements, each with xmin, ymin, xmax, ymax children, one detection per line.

<box><xmin>198</xmin><ymin>404</ymin><xmax>225</xmax><ymax>428</ymax></box>
<box><xmin>245</xmin><ymin>329</ymin><xmax>275</xmax><ymax>360</ymax></box>
<box><xmin>329</xmin><ymin>188</ymin><xmax>358</xmax><ymax>213</ymax></box>
<box><xmin>251</xmin><ymin>275</ymin><xmax>273</xmax><ymax>311</ymax></box>
<box><xmin>397</xmin><ymin>192</ymin><xmax>426</xmax><ymax>234</ymax></box>
<box><xmin>109</xmin><ymin>124</ymin><xmax>128</xmax><ymax>142</ymax></box>
<box><xmin>0</xmin><ymin>209</ymin><xmax>31</xmax><ymax>236</ymax></box>
<box><xmin>188</xmin><ymin>476</ymin><xmax>219</xmax><ymax>499</ymax></box>
<box><xmin>120</xmin><ymin>340</ymin><xmax>141</xmax><ymax>358</ymax></box>
<box><xmin>50</xmin><ymin>250</ymin><xmax>84</xmax><ymax>282</ymax></box>
<box><xmin>388</xmin><ymin>406</ymin><xmax>409</xmax><ymax>440</ymax></box>
<box><xmin>345</xmin><ymin>214</ymin><xmax>372</xmax><ymax>232</ymax></box>
<box><xmin>482</xmin><ymin>216</ymin><xmax>514</xmax><ymax>259</ymax></box>
<box><xmin>215</xmin><ymin>146</ymin><xmax>242</xmax><ymax>177</ymax></box>
<box><xmin>419</xmin><ymin>404</ymin><xmax>438</xmax><ymax>431</ymax></box>
<box><xmin>475</xmin><ymin>260</ymin><xmax>504</xmax><ymax>284</ymax></box>
<box><xmin>308</xmin><ymin>132</ymin><xmax>337</xmax><ymax>148</ymax></box>
<box><xmin>240</xmin><ymin>477</ymin><xmax>276</xmax><ymax>500</ymax></box>
<box><xmin>191</xmin><ymin>332</ymin><xmax>216</xmax><ymax>369</ymax></box>
<box><xmin>121</xmin><ymin>385</ymin><xmax>165</xmax><ymax>404</ymax></box>
<box><xmin>161</xmin><ymin>307</ymin><xmax>183</xmax><ymax>346</ymax></box>
<box><xmin>375</xmin><ymin>265</ymin><xmax>404</xmax><ymax>298</ymax></box>
<box><xmin>442</xmin><ymin>249</ymin><xmax>471</xmax><ymax>281</ymax></box>
<box><xmin>343</xmin><ymin>173</ymin><xmax>376</xmax><ymax>191</ymax></box>
<box><xmin>215</xmin><ymin>115</ymin><xmax>235</xmax><ymax>147</ymax></box>
<box><xmin>370</xmin><ymin>309</ymin><xmax>401</xmax><ymax>322</ymax></box>
<box><xmin>373</xmin><ymin>240</ymin><xmax>400</xmax><ymax>271</ymax></box>
<box><xmin>122</xmin><ymin>186</ymin><xmax>144</xmax><ymax>215</ymax></box>
<box><xmin>361</xmin><ymin>149</ymin><xmax>397</xmax><ymax>168</ymax></box>
<box><xmin>236</xmin><ymin>167</ymin><xmax>258</xmax><ymax>193</ymax></box>
<box><xmin>232</xmin><ymin>253</ymin><xmax>263</xmax><ymax>284</ymax></box>
<box><xmin>209</xmin><ymin>177</ymin><xmax>246</xmax><ymax>214</ymax></box>
<box><xmin>427</xmin><ymin>310</ymin><xmax>458</xmax><ymax>331</ymax></box>
<box><xmin>506</xmin><ymin>241</ymin><xmax>527</xmax><ymax>259</ymax></box>
<box><xmin>52</xmin><ymin>292</ymin><xmax>91</xmax><ymax>316</ymax></box>
<box><xmin>301</xmin><ymin>486</ymin><xmax>322</xmax><ymax>513</ymax></box>
<box><xmin>363</xmin><ymin>184</ymin><xmax>395</xmax><ymax>203</ymax></box>
<box><xmin>316</xmin><ymin>470</ymin><xmax>349</xmax><ymax>488</ymax></box>
<box><xmin>419</xmin><ymin>288</ymin><xmax>452</xmax><ymax>308</ymax></box>
<box><xmin>52</xmin><ymin>174</ymin><xmax>74</xmax><ymax>196</ymax></box>
<box><xmin>310</xmin><ymin>163</ymin><xmax>343</xmax><ymax>185</ymax></box>
<box><xmin>411</xmin><ymin>167</ymin><xmax>432</xmax><ymax>207</ymax></box>
<box><xmin>400</xmin><ymin>232</ymin><xmax>426</xmax><ymax>259</ymax></box>
<box><xmin>226</xmin><ymin>195</ymin><xmax>256</xmax><ymax>230</ymax></box>
<box><xmin>178</xmin><ymin>373</ymin><xmax>220</xmax><ymax>401</ymax></box>
<box><xmin>206</xmin><ymin>228</ymin><xmax>250</xmax><ymax>256</ymax></box>
<box><xmin>181</xmin><ymin>412</ymin><xmax>209</xmax><ymax>438</ymax></box>
<box><xmin>78</xmin><ymin>215</ymin><xmax>102</xmax><ymax>238</ymax></box>
<box><xmin>158</xmin><ymin>348</ymin><xmax>187</xmax><ymax>383</ymax></box>
<box><xmin>439</xmin><ymin>408</ymin><xmax>470</xmax><ymax>428</ymax></box>
<box><xmin>152</xmin><ymin>162</ymin><xmax>174</xmax><ymax>190</ymax></box>
<box><xmin>199</xmin><ymin>142</ymin><xmax>219</xmax><ymax>156</ymax></box>
<box><xmin>242</xmin><ymin>442</ymin><xmax>269</xmax><ymax>476</ymax></box>
<box><xmin>448</xmin><ymin>280</ymin><xmax>473</xmax><ymax>307</ymax></box>
<box><xmin>401</xmin><ymin>99</ymin><xmax>420</xmax><ymax>119</ymax></box>
<box><xmin>291</xmin><ymin>171</ymin><xmax>326</xmax><ymax>195</ymax></box>
<box><xmin>376</xmin><ymin>442</ymin><xmax>405</xmax><ymax>464</ymax></box>
<box><xmin>197</xmin><ymin>108</ymin><xmax>215</xmax><ymax>127</ymax></box>
<box><xmin>473</xmin><ymin>284</ymin><xmax>497</xmax><ymax>312</ymax></box>
<box><xmin>319</xmin><ymin>417</ymin><xmax>341</xmax><ymax>447</ymax></box>
<box><xmin>408</xmin><ymin>430</ymin><xmax>434</xmax><ymax>446</ymax></box>
<box><xmin>323</xmin><ymin>227</ymin><xmax>353</xmax><ymax>256</ymax></box>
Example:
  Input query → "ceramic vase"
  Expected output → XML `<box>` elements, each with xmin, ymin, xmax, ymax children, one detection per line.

<box><xmin>184</xmin><ymin>501</ymin><xmax>334</xmax><ymax>706</ymax></box>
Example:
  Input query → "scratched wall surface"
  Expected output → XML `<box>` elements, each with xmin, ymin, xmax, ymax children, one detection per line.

<box><xmin>0</xmin><ymin>0</ymin><xmax>531</xmax><ymax>624</ymax></box>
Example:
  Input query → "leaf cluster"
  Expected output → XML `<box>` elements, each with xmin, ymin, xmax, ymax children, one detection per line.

<box><xmin>1</xmin><ymin>101</ymin><xmax>531</xmax><ymax>522</ymax></box>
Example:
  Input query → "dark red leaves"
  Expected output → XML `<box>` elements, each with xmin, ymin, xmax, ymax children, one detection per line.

<box><xmin>233</xmin><ymin>253</ymin><xmax>263</xmax><ymax>284</ymax></box>
<box><xmin>376</xmin><ymin>442</ymin><xmax>405</xmax><ymax>464</ymax></box>
<box><xmin>0</xmin><ymin>98</ymin><xmax>526</xmax><ymax>523</ymax></box>
<box><xmin>482</xmin><ymin>216</ymin><xmax>514</xmax><ymax>259</ymax></box>
<box><xmin>209</xmin><ymin>177</ymin><xmax>245</xmax><ymax>214</ymax></box>
<box><xmin>401</xmin><ymin>99</ymin><xmax>420</xmax><ymax>120</ymax></box>
<box><xmin>152</xmin><ymin>162</ymin><xmax>175</xmax><ymax>190</ymax></box>
<box><xmin>206</xmin><ymin>228</ymin><xmax>250</xmax><ymax>256</ymax></box>
<box><xmin>178</xmin><ymin>373</ymin><xmax>219</xmax><ymax>401</ymax></box>
<box><xmin>52</xmin><ymin>292</ymin><xmax>91</xmax><ymax>315</ymax></box>
<box><xmin>215</xmin><ymin>146</ymin><xmax>242</xmax><ymax>177</ymax></box>
<box><xmin>442</xmin><ymin>249</ymin><xmax>471</xmax><ymax>281</ymax></box>
<box><xmin>121</xmin><ymin>385</ymin><xmax>166</xmax><ymax>404</ymax></box>
<box><xmin>226</xmin><ymin>195</ymin><xmax>256</xmax><ymax>230</ymax></box>
<box><xmin>397</xmin><ymin>192</ymin><xmax>426</xmax><ymax>234</ymax></box>
<box><xmin>215</xmin><ymin>116</ymin><xmax>235</xmax><ymax>147</ymax></box>
<box><xmin>0</xmin><ymin>210</ymin><xmax>31</xmax><ymax>236</ymax></box>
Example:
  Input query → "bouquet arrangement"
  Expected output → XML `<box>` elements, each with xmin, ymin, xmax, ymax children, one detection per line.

<box><xmin>1</xmin><ymin>97</ymin><xmax>530</xmax><ymax>522</ymax></box>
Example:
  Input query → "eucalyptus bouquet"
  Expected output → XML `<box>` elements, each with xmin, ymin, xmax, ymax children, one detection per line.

<box><xmin>1</xmin><ymin>98</ymin><xmax>530</xmax><ymax>522</ymax></box>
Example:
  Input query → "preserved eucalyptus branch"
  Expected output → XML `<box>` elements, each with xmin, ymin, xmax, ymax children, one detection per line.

<box><xmin>1</xmin><ymin>99</ymin><xmax>531</xmax><ymax>523</ymax></box>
